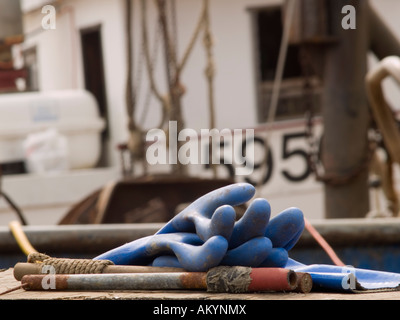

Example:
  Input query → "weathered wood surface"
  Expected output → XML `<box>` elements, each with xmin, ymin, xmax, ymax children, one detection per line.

<box><xmin>1</xmin><ymin>268</ymin><xmax>400</xmax><ymax>300</ymax></box>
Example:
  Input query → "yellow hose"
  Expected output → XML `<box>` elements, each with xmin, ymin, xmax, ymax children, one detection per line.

<box><xmin>8</xmin><ymin>220</ymin><xmax>38</xmax><ymax>256</ymax></box>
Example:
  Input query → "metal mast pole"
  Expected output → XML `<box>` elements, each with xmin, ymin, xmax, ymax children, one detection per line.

<box><xmin>322</xmin><ymin>0</ymin><xmax>370</xmax><ymax>218</ymax></box>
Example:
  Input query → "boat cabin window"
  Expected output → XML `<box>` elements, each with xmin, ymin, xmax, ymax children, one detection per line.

<box><xmin>249</xmin><ymin>5</ymin><xmax>322</xmax><ymax>123</ymax></box>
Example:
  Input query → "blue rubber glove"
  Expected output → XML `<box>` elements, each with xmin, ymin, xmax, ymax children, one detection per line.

<box><xmin>152</xmin><ymin>184</ymin><xmax>305</xmax><ymax>269</ymax></box>
<box><xmin>95</xmin><ymin>183</ymin><xmax>257</xmax><ymax>270</ymax></box>
<box><xmin>151</xmin><ymin>205</ymin><xmax>304</xmax><ymax>269</ymax></box>
<box><xmin>95</xmin><ymin>183</ymin><xmax>305</xmax><ymax>271</ymax></box>
<box><xmin>155</xmin><ymin>183</ymin><xmax>276</xmax><ymax>268</ymax></box>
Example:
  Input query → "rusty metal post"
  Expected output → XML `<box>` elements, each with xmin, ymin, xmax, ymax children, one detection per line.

<box><xmin>21</xmin><ymin>267</ymin><xmax>305</xmax><ymax>293</ymax></box>
<box><xmin>322</xmin><ymin>0</ymin><xmax>370</xmax><ymax>218</ymax></box>
<box><xmin>21</xmin><ymin>272</ymin><xmax>208</xmax><ymax>291</ymax></box>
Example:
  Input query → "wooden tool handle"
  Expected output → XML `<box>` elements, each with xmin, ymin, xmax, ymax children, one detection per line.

<box><xmin>13</xmin><ymin>262</ymin><xmax>184</xmax><ymax>281</ymax></box>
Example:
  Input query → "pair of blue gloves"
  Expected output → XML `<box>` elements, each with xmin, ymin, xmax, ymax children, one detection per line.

<box><xmin>95</xmin><ymin>183</ymin><xmax>305</xmax><ymax>272</ymax></box>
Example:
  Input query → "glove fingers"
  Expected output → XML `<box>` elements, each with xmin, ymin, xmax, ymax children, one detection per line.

<box><xmin>221</xmin><ymin>237</ymin><xmax>272</xmax><ymax>267</ymax></box>
<box><xmin>259</xmin><ymin>247</ymin><xmax>289</xmax><ymax>268</ymax></box>
<box><xmin>152</xmin><ymin>237</ymin><xmax>280</xmax><ymax>270</ymax></box>
<box><xmin>191</xmin><ymin>183</ymin><xmax>255</xmax><ymax>218</ymax></box>
<box><xmin>229</xmin><ymin>198</ymin><xmax>271</xmax><ymax>249</ymax></box>
<box><xmin>168</xmin><ymin>235</ymin><xmax>228</xmax><ymax>271</ymax></box>
<box><xmin>94</xmin><ymin>233</ymin><xmax>203</xmax><ymax>266</ymax></box>
<box><xmin>152</xmin><ymin>235</ymin><xmax>232</xmax><ymax>271</ymax></box>
<box><xmin>193</xmin><ymin>205</ymin><xmax>236</xmax><ymax>242</ymax></box>
<box><xmin>152</xmin><ymin>244</ymin><xmax>289</xmax><ymax>270</ymax></box>
<box><xmin>265</xmin><ymin>207</ymin><xmax>305</xmax><ymax>250</ymax></box>
<box><xmin>156</xmin><ymin>183</ymin><xmax>255</xmax><ymax>235</ymax></box>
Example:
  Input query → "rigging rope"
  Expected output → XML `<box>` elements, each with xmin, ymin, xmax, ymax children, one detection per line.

<box><xmin>141</xmin><ymin>0</ymin><xmax>170</xmax><ymax>129</ymax></box>
<box><xmin>141</xmin><ymin>0</ymin><xmax>216</xmax><ymax>132</ymax></box>
<box><xmin>125</xmin><ymin>0</ymin><xmax>136</xmax><ymax>132</ymax></box>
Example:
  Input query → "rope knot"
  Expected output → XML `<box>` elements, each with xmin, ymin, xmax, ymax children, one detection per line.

<box><xmin>27</xmin><ymin>253</ymin><xmax>114</xmax><ymax>274</ymax></box>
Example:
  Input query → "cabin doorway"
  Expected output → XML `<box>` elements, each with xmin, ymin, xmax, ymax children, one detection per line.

<box><xmin>80</xmin><ymin>25</ymin><xmax>109</xmax><ymax>167</ymax></box>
